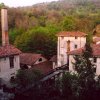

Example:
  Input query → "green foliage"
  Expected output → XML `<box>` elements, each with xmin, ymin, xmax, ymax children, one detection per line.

<box><xmin>74</xmin><ymin>41</ymin><xmax>95</xmax><ymax>75</ymax></box>
<box><xmin>16</xmin><ymin>69</ymin><xmax>42</xmax><ymax>87</ymax></box>
<box><xmin>83</xmin><ymin>43</ymin><xmax>93</xmax><ymax>58</ymax></box>
<box><xmin>61</xmin><ymin>16</ymin><xmax>76</xmax><ymax>31</ymax></box>
<box><xmin>14</xmin><ymin>31</ymin><xmax>31</xmax><ymax>52</ymax></box>
<box><xmin>9</xmin><ymin>28</ymin><xmax>24</xmax><ymax>44</ymax></box>
<box><xmin>0</xmin><ymin>1</ymin><xmax>99</xmax><ymax>61</ymax></box>
<box><xmin>0</xmin><ymin>0</ymin><xmax>100</xmax><ymax>56</ymax></box>
<box><xmin>0</xmin><ymin>3</ymin><xmax>5</xmax><ymax>8</ymax></box>
<box><xmin>14</xmin><ymin>26</ymin><xmax>58</xmax><ymax>58</ymax></box>
<box><xmin>86</xmin><ymin>33</ymin><xmax>93</xmax><ymax>44</ymax></box>
<box><xmin>58</xmin><ymin>72</ymin><xmax>78</xmax><ymax>99</ymax></box>
<box><xmin>50</xmin><ymin>41</ymin><xmax>98</xmax><ymax>100</ymax></box>
<box><xmin>71</xmin><ymin>42</ymin><xmax>97</xmax><ymax>99</ymax></box>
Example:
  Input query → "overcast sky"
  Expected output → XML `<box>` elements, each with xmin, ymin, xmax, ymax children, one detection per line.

<box><xmin>0</xmin><ymin>0</ymin><xmax>58</xmax><ymax>7</ymax></box>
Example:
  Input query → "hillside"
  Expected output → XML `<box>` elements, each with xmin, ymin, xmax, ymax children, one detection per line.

<box><xmin>0</xmin><ymin>0</ymin><xmax>100</xmax><ymax>58</ymax></box>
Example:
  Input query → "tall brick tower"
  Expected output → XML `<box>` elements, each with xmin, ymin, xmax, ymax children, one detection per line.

<box><xmin>1</xmin><ymin>8</ymin><xmax>9</xmax><ymax>46</ymax></box>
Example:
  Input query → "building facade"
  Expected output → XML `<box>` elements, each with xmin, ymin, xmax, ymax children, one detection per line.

<box><xmin>68</xmin><ymin>44</ymin><xmax>100</xmax><ymax>75</ymax></box>
<box><xmin>0</xmin><ymin>8</ymin><xmax>21</xmax><ymax>86</ymax></box>
<box><xmin>57</xmin><ymin>31</ymin><xmax>86</xmax><ymax>67</ymax></box>
<box><xmin>50</xmin><ymin>55</ymin><xmax>57</xmax><ymax>69</ymax></box>
<box><xmin>0</xmin><ymin>46</ymin><xmax>21</xmax><ymax>85</ymax></box>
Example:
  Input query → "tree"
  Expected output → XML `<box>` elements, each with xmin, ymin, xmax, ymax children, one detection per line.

<box><xmin>57</xmin><ymin>72</ymin><xmax>78</xmax><ymax>100</ymax></box>
<box><xmin>14</xmin><ymin>26</ymin><xmax>58</xmax><ymax>59</ymax></box>
<box><xmin>72</xmin><ymin>42</ymin><xmax>97</xmax><ymax>100</ymax></box>
<box><xmin>16</xmin><ymin>69</ymin><xmax>42</xmax><ymax>87</ymax></box>
<box><xmin>9</xmin><ymin>28</ymin><xmax>24</xmax><ymax>44</ymax></box>
<box><xmin>0</xmin><ymin>3</ymin><xmax>5</xmax><ymax>8</ymax></box>
<box><xmin>61</xmin><ymin>16</ymin><xmax>76</xmax><ymax>31</ymax></box>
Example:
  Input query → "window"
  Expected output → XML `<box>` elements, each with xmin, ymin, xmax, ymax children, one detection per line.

<box><xmin>93</xmin><ymin>57</ymin><xmax>97</xmax><ymax>63</ymax></box>
<box><xmin>75</xmin><ymin>36</ymin><xmax>78</xmax><ymax>39</ymax></box>
<box><xmin>94</xmin><ymin>67</ymin><xmax>96</xmax><ymax>73</ymax></box>
<box><xmin>67</xmin><ymin>40</ymin><xmax>70</xmax><ymax>52</ymax></box>
<box><xmin>74</xmin><ymin>45</ymin><xmax>77</xmax><ymax>49</ymax></box>
<box><xmin>61</xmin><ymin>36</ymin><xmax>64</xmax><ymax>40</ymax></box>
<box><xmin>9</xmin><ymin>56</ymin><xmax>14</xmax><ymax>68</ymax></box>
<box><xmin>4</xmin><ymin>58</ymin><xmax>6</xmax><ymax>61</ymax></box>
<box><xmin>39</xmin><ymin>58</ymin><xmax>42</xmax><ymax>62</ymax></box>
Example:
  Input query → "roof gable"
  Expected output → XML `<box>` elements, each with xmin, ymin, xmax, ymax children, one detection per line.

<box><xmin>32</xmin><ymin>61</ymin><xmax>52</xmax><ymax>74</ymax></box>
<box><xmin>57</xmin><ymin>31</ymin><xmax>87</xmax><ymax>37</ymax></box>
<box><xmin>0</xmin><ymin>45</ymin><xmax>21</xmax><ymax>58</ymax></box>
<box><xmin>68</xmin><ymin>44</ymin><xmax>100</xmax><ymax>57</ymax></box>
<box><xmin>20</xmin><ymin>53</ymin><xmax>46</xmax><ymax>66</ymax></box>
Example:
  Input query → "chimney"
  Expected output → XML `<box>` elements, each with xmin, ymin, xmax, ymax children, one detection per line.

<box><xmin>1</xmin><ymin>8</ymin><xmax>9</xmax><ymax>46</ymax></box>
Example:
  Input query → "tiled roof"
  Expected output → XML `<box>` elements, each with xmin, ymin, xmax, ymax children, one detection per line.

<box><xmin>50</xmin><ymin>55</ymin><xmax>57</xmax><ymax>62</ymax></box>
<box><xmin>57</xmin><ymin>31</ymin><xmax>87</xmax><ymax>37</ymax></box>
<box><xmin>93</xmin><ymin>37</ymin><xmax>100</xmax><ymax>43</ymax></box>
<box><xmin>32</xmin><ymin>61</ymin><xmax>53</xmax><ymax>74</ymax></box>
<box><xmin>93</xmin><ymin>44</ymin><xmax>100</xmax><ymax>56</ymax></box>
<box><xmin>0</xmin><ymin>45</ymin><xmax>21</xmax><ymax>58</ymax></box>
<box><xmin>93</xmin><ymin>33</ymin><xmax>100</xmax><ymax>37</ymax></box>
<box><xmin>96</xmin><ymin>34</ymin><xmax>100</xmax><ymax>37</ymax></box>
<box><xmin>68</xmin><ymin>44</ymin><xmax>100</xmax><ymax>57</ymax></box>
<box><xmin>20</xmin><ymin>53</ymin><xmax>45</xmax><ymax>66</ymax></box>
<box><xmin>68</xmin><ymin>48</ymin><xmax>84</xmax><ymax>55</ymax></box>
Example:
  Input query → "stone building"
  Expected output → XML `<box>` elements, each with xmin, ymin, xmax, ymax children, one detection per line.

<box><xmin>57</xmin><ymin>31</ymin><xmax>87</xmax><ymax>67</ymax></box>
<box><xmin>0</xmin><ymin>8</ymin><xmax>21</xmax><ymax>85</ymax></box>
<box><xmin>68</xmin><ymin>44</ymin><xmax>100</xmax><ymax>75</ymax></box>
<box><xmin>20</xmin><ymin>53</ymin><xmax>47</xmax><ymax>68</ymax></box>
<box><xmin>20</xmin><ymin>53</ymin><xmax>52</xmax><ymax>74</ymax></box>
<box><xmin>50</xmin><ymin>55</ymin><xmax>57</xmax><ymax>69</ymax></box>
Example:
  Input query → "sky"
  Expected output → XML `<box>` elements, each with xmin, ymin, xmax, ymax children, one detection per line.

<box><xmin>0</xmin><ymin>0</ymin><xmax>58</xmax><ymax>7</ymax></box>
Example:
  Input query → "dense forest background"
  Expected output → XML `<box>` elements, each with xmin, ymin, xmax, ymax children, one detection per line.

<box><xmin>0</xmin><ymin>0</ymin><xmax>100</xmax><ymax>59</ymax></box>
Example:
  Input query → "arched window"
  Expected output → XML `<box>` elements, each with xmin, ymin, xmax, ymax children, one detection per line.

<box><xmin>39</xmin><ymin>58</ymin><xmax>42</xmax><ymax>62</ymax></box>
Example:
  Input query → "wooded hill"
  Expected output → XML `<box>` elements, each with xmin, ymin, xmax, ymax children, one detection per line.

<box><xmin>0</xmin><ymin>0</ymin><xmax>100</xmax><ymax>58</ymax></box>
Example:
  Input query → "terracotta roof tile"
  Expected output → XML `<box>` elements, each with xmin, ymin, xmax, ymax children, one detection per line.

<box><xmin>20</xmin><ymin>53</ymin><xmax>45</xmax><ymax>66</ymax></box>
<box><xmin>68</xmin><ymin>48</ymin><xmax>84</xmax><ymax>55</ymax></box>
<box><xmin>32</xmin><ymin>61</ymin><xmax>53</xmax><ymax>74</ymax></box>
<box><xmin>92</xmin><ymin>44</ymin><xmax>100</xmax><ymax>56</ymax></box>
<box><xmin>57</xmin><ymin>31</ymin><xmax>87</xmax><ymax>37</ymax></box>
<box><xmin>68</xmin><ymin>44</ymin><xmax>100</xmax><ymax>57</ymax></box>
<box><xmin>93</xmin><ymin>33</ymin><xmax>100</xmax><ymax>37</ymax></box>
<box><xmin>0</xmin><ymin>45</ymin><xmax>21</xmax><ymax>58</ymax></box>
<box><xmin>93</xmin><ymin>37</ymin><xmax>100</xmax><ymax>43</ymax></box>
